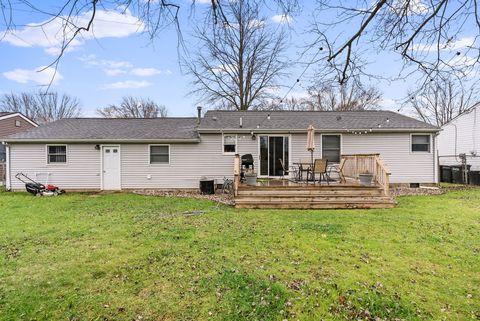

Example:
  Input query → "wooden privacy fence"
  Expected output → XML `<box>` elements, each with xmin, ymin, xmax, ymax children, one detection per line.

<box><xmin>342</xmin><ymin>154</ymin><xmax>391</xmax><ymax>196</ymax></box>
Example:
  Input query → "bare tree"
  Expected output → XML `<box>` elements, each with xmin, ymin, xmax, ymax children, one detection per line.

<box><xmin>96</xmin><ymin>96</ymin><xmax>168</xmax><ymax>118</ymax></box>
<box><xmin>0</xmin><ymin>92</ymin><xmax>39</xmax><ymax>120</ymax></box>
<box><xmin>407</xmin><ymin>76</ymin><xmax>480</xmax><ymax>126</ymax></box>
<box><xmin>184</xmin><ymin>0</ymin><xmax>288</xmax><ymax>110</ymax></box>
<box><xmin>0</xmin><ymin>91</ymin><xmax>81</xmax><ymax>123</ymax></box>
<box><xmin>309</xmin><ymin>1</ymin><xmax>480</xmax><ymax>86</ymax></box>
<box><xmin>274</xmin><ymin>81</ymin><xmax>382</xmax><ymax>111</ymax></box>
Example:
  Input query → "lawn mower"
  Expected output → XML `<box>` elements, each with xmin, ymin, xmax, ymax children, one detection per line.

<box><xmin>15</xmin><ymin>172</ymin><xmax>65</xmax><ymax>196</ymax></box>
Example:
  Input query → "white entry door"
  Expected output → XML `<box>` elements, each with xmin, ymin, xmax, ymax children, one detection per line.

<box><xmin>102</xmin><ymin>146</ymin><xmax>121</xmax><ymax>190</ymax></box>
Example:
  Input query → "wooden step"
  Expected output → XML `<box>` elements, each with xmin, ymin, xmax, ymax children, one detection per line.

<box><xmin>237</xmin><ymin>189</ymin><xmax>385</xmax><ymax>196</ymax></box>
<box><xmin>238</xmin><ymin>184</ymin><xmax>379</xmax><ymax>191</ymax></box>
<box><xmin>235</xmin><ymin>196</ymin><xmax>393</xmax><ymax>203</ymax></box>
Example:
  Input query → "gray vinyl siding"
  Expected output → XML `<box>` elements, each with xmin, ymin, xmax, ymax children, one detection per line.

<box><xmin>7</xmin><ymin>132</ymin><xmax>436</xmax><ymax>190</ymax></box>
<box><xmin>342</xmin><ymin>133</ymin><xmax>436</xmax><ymax>183</ymax></box>
<box><xmin>121</xmin><ymin>134</ymin><xmax>257</xmax><ymax>189</ymax></box>
<box><xmin>437</xmin><ymin>108</ymin><xmax>480</xmax><ymax>170</ymax></box>
<box><xmin>8</xmin><ymin>144</ymin><xmax>101</xmax><ymax>190</ymax></box>
<box><xmin>291</xmin><ymin>132</ymin><xmax>435</xmax><ymax>183</ymax></box>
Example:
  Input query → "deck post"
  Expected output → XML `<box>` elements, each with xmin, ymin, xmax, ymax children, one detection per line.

<box><xmin>233</xmin><ymin>153</ymin><xmax>240</xmax><ymax>196</ymax></box>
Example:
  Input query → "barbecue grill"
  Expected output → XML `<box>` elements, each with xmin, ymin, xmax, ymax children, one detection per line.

<box><xmin>241</xmin><ymin>154</ymin><xmax>254</xmax><ymax>170</ymax></box>
<box><xmin>240</xmin><ymin>154</ymin><xmax>255</xmax><ymax>182</ymax></box>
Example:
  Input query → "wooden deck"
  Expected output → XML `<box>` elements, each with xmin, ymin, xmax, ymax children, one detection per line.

<box><xmin>235</xmin><ymin>179</ymin><xmax>395</xmax><ymax>209</ymax></box>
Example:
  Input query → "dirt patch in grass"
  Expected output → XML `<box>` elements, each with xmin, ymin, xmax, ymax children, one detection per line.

<box><xmin>133</xmin><ymin>190</ymin><xmax>235</xmax><ymax>206</ymax></box>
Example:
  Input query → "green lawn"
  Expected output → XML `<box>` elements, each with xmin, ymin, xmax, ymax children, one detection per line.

<box><xmin>0</xmin><ymin>189</ymin><xmax>479</xmax><ymax>321</ymax></box>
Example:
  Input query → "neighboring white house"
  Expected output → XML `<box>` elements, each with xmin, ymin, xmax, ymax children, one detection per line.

<box><xmin>2</xmin><ymin>110</ymin><xmax>440</xmax><ymax>191</ymax></box>
<box><xmin>437</xmin><ymin>105</ymin><xmax>480</xmax><ymax>170</ymax></box>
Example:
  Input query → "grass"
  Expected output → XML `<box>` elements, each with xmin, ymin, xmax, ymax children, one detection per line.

<box><xmin>0</xmin><ymin>189</ymin><xmax>479</xmax><ymax>320</ymax></box>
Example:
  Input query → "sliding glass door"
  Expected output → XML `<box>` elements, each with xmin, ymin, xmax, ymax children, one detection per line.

<box><xmin>259</xmin><ymin>135</ymin><xmax>289</xmax><ymax>177</ymax></box>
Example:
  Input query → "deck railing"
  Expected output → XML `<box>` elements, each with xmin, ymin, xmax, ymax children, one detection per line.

<box><xmin>341</xmin><ymin>154</ymin><xmax>391</xmax><ymax>196</ymax></box>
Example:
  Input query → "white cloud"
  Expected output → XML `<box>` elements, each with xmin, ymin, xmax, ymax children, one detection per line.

<box><xmin>102</xmin><ymin>80</ymin><xmax>151</xmax><ymax>89</ymax></box>
<box><xmin>131</xmin><ymin>68</ymin><xmax>172</xmax><ymax>76</ymax></box>
<box><xmin>271</xmin><ymin>14</ymin><xmax>293</xmax><ymax>24</ymax></box>
<box><xmin>79</xmin><ymin>54</ymin><xmax>133</xmax><ymax>76</ymax></box>
<box><xmin>2</xmin><ymin>8</ymin><xmax>144</xmax><ymax>55</ymax></box>
<box><xmin>105</xmin><ymin>69</ymin><xmax>128</xmax><ymax>76</ymax></box>
<box><xmin>3</xmin><ymin>66</ymin><xmax>62</xmax><ymax>85</ymax></box>
<box><xmin>413</xmin><ymin>37</ymin><xmax>475</xmax><ymax>52</ymax></box>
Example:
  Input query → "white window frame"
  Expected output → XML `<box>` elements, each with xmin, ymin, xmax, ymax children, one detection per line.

<box><xmin>222</xmin><ymin>134</ymin><xmax>237</xmax><ymax>155</ymax></box>
<box><xmin>15</xmin><ymin>120</ymin><xmax>21</xmax><ymax>127</ymax></box>
<box><xmin>46</xmin><ymin>144</ymin><xmax>68</xmax><ymax>165</ymax></box>
<box><xmin>410</xmin><ymin>133</ymin><xmax>432</xmax><ymax>154</ymax></box>
<box><xmin>149</xmin><ymin>144</ymin><xmax>170</xmax><ymax>165</ymax></box>
<box><xmin>320</xmin><ymin>134</ymin><xmax>342</xmax><ymax>164</ymax></box>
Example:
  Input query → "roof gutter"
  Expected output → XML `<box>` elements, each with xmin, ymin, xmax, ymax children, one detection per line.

<box><xmin>2</xmin><ymin>138</ymin><xmax>201</xmax><ymax>143</ymax></box>
<box><xmin>197</xmin><ymin>128</ymin><xmax>440</xmax><ymax>134</ymax></box>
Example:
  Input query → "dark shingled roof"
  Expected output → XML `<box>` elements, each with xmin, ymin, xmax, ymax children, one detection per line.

<box><xmin>4</xmin><ymin>118</ymin><xmax>199</xmax><ymax>141</ymax></box>
<box><xmin>198</xmin><ymin>110</ymin><xmax>439</xmax><ymax>131</ymax></box>
<box><xmin>0</xmin><ymin>112</ymin><xmax>14</xmax><ymax>117</ymax></box>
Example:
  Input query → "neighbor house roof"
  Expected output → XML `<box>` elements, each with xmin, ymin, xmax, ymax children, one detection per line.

<box><xmin>198</xmin><ymin>110</ymin><xmax>439</xmax><ymax>132</ymax></box>
<box><xmin>3</xmin><ymin>118</ymin><xmax>199</xmax><ymax>142</ymax></box>
<box><xmin>0</xmin><ymin>112</ymin><xmax>38</xmax><ymax>127</ymax></box>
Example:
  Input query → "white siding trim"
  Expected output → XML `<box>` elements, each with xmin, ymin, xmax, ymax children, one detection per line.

<box><xmin>5</xmin><ymin>144</ymin><xmax>10</xmax><ymax>190</ymax></box>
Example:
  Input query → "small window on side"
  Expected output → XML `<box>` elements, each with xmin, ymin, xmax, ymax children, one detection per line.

<box><xmin>15</xmin><ymin>120</ymin><xmax>21</xmax><ymax>127</ymax></box>
<box><xmin>150</xmin><ymin>145</ymin><xmax>169</xmax><ymax>164</ymax></box>
<box><xmin>223</xmin><ymin>135</ymin><xmax>236</xmax><ymax>154</ymax></box>
<box><xmin>47</xmin><ymin>145</ymin><xmax>67</xmax><ymax>164</ymax></box>
<box><xmin>411</xmin><ymin>135</ymin><xmax>431</xmax><ymax>152</ymax></box>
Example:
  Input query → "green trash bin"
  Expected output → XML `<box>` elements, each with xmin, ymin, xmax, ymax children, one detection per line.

<box><xmin>440</xmin><ymin>166</ymin><xmax>452</xmax><ymax>183</ymax></box>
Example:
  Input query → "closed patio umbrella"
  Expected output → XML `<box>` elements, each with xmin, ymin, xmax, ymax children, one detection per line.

<box><xmin>306</xmin><ymin>125</ymin><xmax>315</xmax><ymax>165</ymax></box>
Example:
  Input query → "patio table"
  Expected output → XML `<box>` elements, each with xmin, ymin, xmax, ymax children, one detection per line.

<box><xmin>293</xmin><ymin>162</ymin><xmax>313</xmax><ymax>182</ymax></box>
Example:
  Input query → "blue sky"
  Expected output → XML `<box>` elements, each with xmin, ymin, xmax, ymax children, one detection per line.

<box><xmin>0</xmin><ymin>1</ymin><xmax>475</xmax><ymax>117</ymax></box>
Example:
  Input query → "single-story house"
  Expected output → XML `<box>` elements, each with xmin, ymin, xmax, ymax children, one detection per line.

<box><xmin>437</xmin><ymin>105</ymin><xmax>480</xmax><ymax>171</ymax></box>
<box><xmin>3</xmin><ymin>110</ymin><xmax>439</xmax><ymax>191</ymax></box>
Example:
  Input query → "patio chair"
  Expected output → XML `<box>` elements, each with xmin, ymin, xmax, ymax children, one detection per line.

<box><xmin>312</xmin><ymin>159</ymin><xmax>330</xmax><ymax>185</ymax></box>
<box><xmin>279</xmin><ymin>158</ymin><xmax>298</xmax><ymax>181</ymax></box>
<box><xmin>328</xmin><ymin>158</ymin><xmax>346</xmax><ymax>183</ymax></box>
<box><xmin>298</xmin><ymin>159</ymin><xmax>312</xmax><ymax>182</ymax></box>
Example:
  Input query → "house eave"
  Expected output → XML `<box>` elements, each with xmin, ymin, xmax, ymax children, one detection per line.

<box><xmin>197</xmin><ymin>128</ymin><xmax>440</xmax><ymax>134</ymax></box>
<box><xmin>2</xmin><ymin>138</ymin><xmax>201</xmax><ymax>144</ymax></box>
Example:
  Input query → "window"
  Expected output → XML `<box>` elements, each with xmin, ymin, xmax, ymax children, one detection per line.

<box><xmin>47</xmin><ymin>145</ymin><xmax>67</xmax><ymax>164</ymax></box>
<box><xmin>411</xmin><ymin>134</ymin><xmax>431</xmax><ymax>152</ymax></box>
<box><xmin>223</xmin><ymin>135</ymin><xmax>237</xmax><ymax>154</ymax></box>
<box><xmin>150</xmin><ymin>145</ymin><xmax>169</xmax><ymax>164</ymax></box>
<box><xmin>15</xmin><ymin>120</ymin><xmax>21</xmax><ymax>127</ymax></box>
<box><xmin>322</xmin><ymin>135</ymin><xmax>341</xmax><ymax>163</ymax></box>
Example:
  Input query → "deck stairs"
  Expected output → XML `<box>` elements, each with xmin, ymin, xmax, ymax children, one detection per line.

<box><xmin>235</xmin><ymin>184</ymin><xmax>395</xmax><ymax>209</ymax></box>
